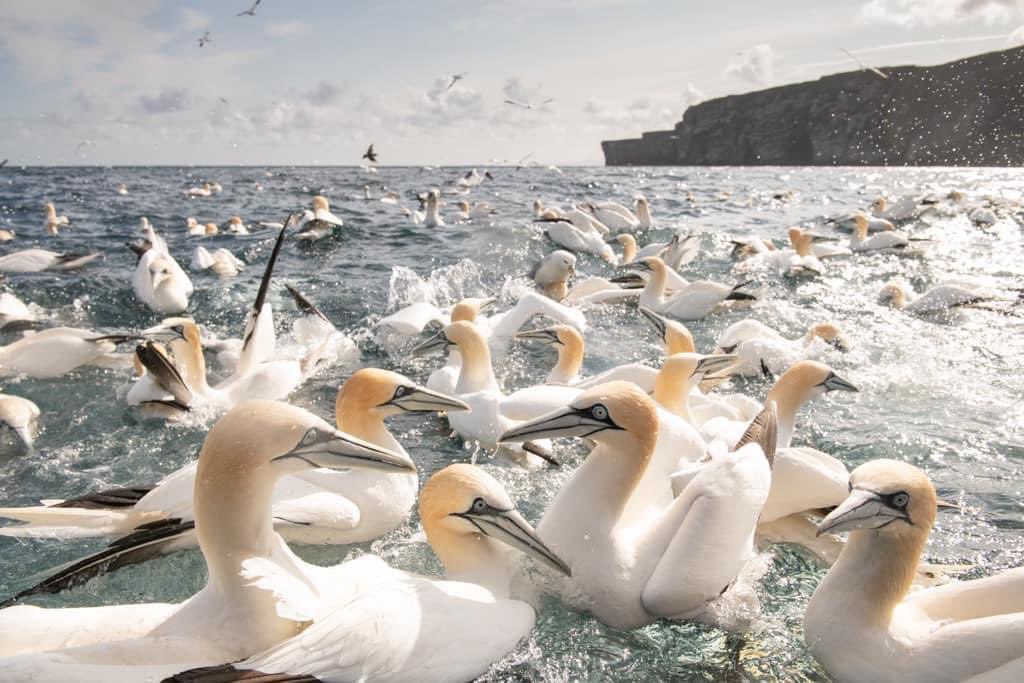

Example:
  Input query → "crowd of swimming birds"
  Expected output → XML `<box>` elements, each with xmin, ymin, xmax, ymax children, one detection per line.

<box><xmin>0</xmin><ymin>170</ymin><xmax>1021</xmax><ymax>682</ymax></box>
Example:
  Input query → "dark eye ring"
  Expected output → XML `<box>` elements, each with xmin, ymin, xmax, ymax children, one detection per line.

<box><xmin>302</xmin><ymin>428</ymin><xmax>318</xmax><ymax>445</ymax></box>
<box><xmin>591</xmin><ymin>404</ymin><xmax>609</xmax><ymax>421</ymax></box>
<box><xmin>471</xmin><ymin>497</ymin><xmax>487</xmax><ymax>513</ymax></box>
<box><xmin>394</xmin><ymin>386</ymin><xmax>407</xmax><ymax>398</ymax></box>
<box><xmin>892</xmin><ymin>492</ymin><xmax>910</xmax><ymax>508</ymax></box>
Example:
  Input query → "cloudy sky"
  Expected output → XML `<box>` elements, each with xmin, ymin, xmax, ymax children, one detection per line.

<box><xmin>2</xmin><ymin>0</ymin><xmax>1022</xmax><ymax>165</ymax></box>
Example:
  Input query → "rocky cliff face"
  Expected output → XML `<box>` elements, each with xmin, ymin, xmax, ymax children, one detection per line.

<box><xmin>602</xmin><ymin>47</ymin><xmax>1024</xmax><ymax>166</ymax></box>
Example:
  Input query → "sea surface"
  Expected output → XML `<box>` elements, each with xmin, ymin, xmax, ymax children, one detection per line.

<box><xmin>0</xmin><ymin>165</ymin><xmax>1022</xmax><ymax>681</ymax></box>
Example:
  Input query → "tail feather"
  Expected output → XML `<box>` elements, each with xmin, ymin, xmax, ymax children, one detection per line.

<box><xmin>0</xmin><ymin>486</ymin><xmax>156</xmax><ymax>537</ymax></box>
<box><xmin>163</xmin><ymin>664</ymin><xmax>321</xmax><ymax>682</ymax></box>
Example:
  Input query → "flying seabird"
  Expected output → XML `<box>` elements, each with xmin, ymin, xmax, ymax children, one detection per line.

<box><xmin>447</xmin><ymin>73</ymin><xmax>466</xmax><ymax>90</ymax></box>
<box><xmin>504</xmin><ymin>98</ymin><xmax>555</xmax><ymax>110</ymax></box>
<box><xmin>362</xmin><ymin>143</ymin><xmax>377</xmax><ymax>163</ymax></box>
<box><xmin>236</xmin><ymin>0</ymin><xmax>261</xmax><ymax>16</ymax></box>
<box><xmin>840</xmin><ymin>48</ymin><xmax>888</xmax><ymax>79</ymax></box>
<box><xmin>198</xmin><ymin>32</ymin><xmax>211</xmax><ymax>48</ymax></box>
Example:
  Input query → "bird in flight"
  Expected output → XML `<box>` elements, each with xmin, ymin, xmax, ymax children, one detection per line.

<box><xmin>219</xmin><ymin>97</ymin><xmax>230</xmax><ymax>105</ymax></box>
<box><xmin>362</xmin><ymin>144</ymin><xmax>378</xmax><ymax>163</ymax></box>
<box><xmin>198</xmin><ymin>32</ymin><xmax>211</xmax><ymax>48</ymax></box>
<box><xmin>447</xmin><ymin>73</ymin><xmax>466</xmax><ymax>91</ymax></box>
<box><xmin>0</xmin><ymin>159</ymin><xmax>7</xmax><ymax>168</ymax></box>
<box><xmin>237</xmin><ymin>0</ymin><xmax>261</xmax><ymax>16</ymax></box>
<box><xmin>840</xmin><ymin>48</ymin><xmax>888</xmax><ymax>79</ymax></box>
<box><xmin>504</xmin><ymin>98</ymin><xmax>554</xmax><ymax>110</ymax></box>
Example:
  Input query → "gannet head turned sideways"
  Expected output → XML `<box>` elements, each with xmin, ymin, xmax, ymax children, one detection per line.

<box><xmin>532</xmin><ymin>250</ymin><xmax>576</xmax><ymax>287</ymax></box>
<box><xmin>871</xmin><ymin>197</ymin><xmax>887</xmax><ymax>213</ymax></box>
<box><xmin>144</xmin><ymin>317</ymin><xmax>201</xmax><ymax>346</ymax></box>
<box><xmin>769</xmin><ymin>360</ymin><xmax>858</xmax><ymax>403</ymax></box>
<box><xmin>311</xmin><ymin>195</ymin><xmax>330</xmax><ymax>211</ymax></box>
<box><xmin>877</xmin><ymin>282</ymin><xmax>908</xmax><ymax>309</ymax></box>
<box><xmin>420</xmin><ymin>463</ymin><xmax>571</xmax><ymax>577</ymax></box>
<box><xmin>639</xmin><ymin>307</ymin><xmax>695</xmax><ymax>354</ymax></box>
<box><xmin>515</xmin><ymin>324</ymin><xmax>583</xmax><ymax>352</ymax></box>
<box><xmin>412</xmin><ymin>320</ymin><xmax>484</xmax><ymax>357</ymax></box>
<box><xmin>199</xmin><ymin>400</ymin><xmax>415</xmax><ymax>481</ymax></box>
<box><xmin>499</xmin><ymin>381</ymin><xmax>658</xmax><ymax>457</ymax></box>
<box><xmin>816</xmin><ymin>459</ymin><xmax>936</xmax><ymax>539</ymax></box>
<box><xmin>337</xmin><ymin>368</ymin><xmax>469</xmax><ymax>420</ymax></box>
<box><xmin>807</xmin><ymin>322</ymin><xmax>849</xmax><ymax>352</ymax></box>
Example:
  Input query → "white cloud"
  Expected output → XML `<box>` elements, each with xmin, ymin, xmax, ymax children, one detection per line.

<box><xmin>265</xmin><ymin>21</ymin><xmax>308</xmax><ymax>37</ymax></box>
<box><xmin>305</xmin><ymin>81</ymin><xmax>345</xmax><ymax>106</ymax></box>
<box><xmin>725</xmin><ymin>44</ymin><xmax>776</xmax><ymax>85</ymax></box>
<box><xmin>859</xmin><ymin>0</ymin><xmax>1021</xmax><ymax>26</ymax></box>
<box><xmin>179</xmin><ymin>8</ymin><xmax>211</xmax><ymax>32</ymax></box>
<box><xmin>1010</xmin><ymin>24</ymin><xmax>1024</xmax><ymax>42</ymax></box>
<box><xmin>138</xmin><ymin>87</ymin><xmax>191</xmax><ymax>114</ymax></box>
<box><xmin>682</xmin><ymin>82</ymin><xmax>705</xmax><ymax>109</ymax></box>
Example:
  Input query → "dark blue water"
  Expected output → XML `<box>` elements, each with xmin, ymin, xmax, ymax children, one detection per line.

<box><xmin>0</xmin><ymin>165</ymin><xmax>1022</xmax><ymax>680</ymax></box>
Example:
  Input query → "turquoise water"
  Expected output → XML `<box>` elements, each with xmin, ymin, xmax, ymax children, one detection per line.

<box><xmin>0</xmin><ymin>165</ymin><xmax>1022</xmax><ymax>680</ymax></box>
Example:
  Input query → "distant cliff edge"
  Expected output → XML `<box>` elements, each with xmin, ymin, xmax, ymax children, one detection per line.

<box><xmin>602</xmin><ymin>47</ymin><xmax>1024</xmax><ymax>166</ymax></box>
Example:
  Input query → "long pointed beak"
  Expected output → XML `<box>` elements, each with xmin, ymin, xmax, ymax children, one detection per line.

<box><xmin>478</xmin><ymin>297</ymin><xmax>498</xmax><ymax>313</ymax></box>
<box><xmin>638</xmin><ymin>307</ymin><xmax>667</xmax><ymax>338</ymax></box>
<box><xmin>822</xmin><ymin>371</ymin><xmax>859</xmax><ymax>393</ymax></box>
<box><xmin>141</xmin><ymin>323</ymin><xmax>182</xmax><ymax>343</ymax></box>
<box><xmin>455</xmin><ymin>507</ymin><xmax>571</xmax><ymax>576</ymax></box>
<box><xmin>816</xmin><ymin>488</ymin><xmax>905</xmax><ymax>536</ymax></box>
<box><xmin>411</xmin><ymin>331</ymin><xmax>451</xmax><ymax>356</ymax></box>
<box><xmin>383</xmin><ymin>385</ymin><xmax>469</xmax><ymax>413</ymax></box>
<box><xmin>135</xmin><ymin>343</ymin><xmax>192</xmax><ymax>404</ymax></box>
<box><xmin>500</xmin><ymin>407</ymin><xmax>617</xmax><ymax>443</ymax></box>
<box><xmin>694</xmin><ymin>354</ymin><xmax>738</xmax><ymax>377</ymax></box>
<box><xmin>274</xmin><ymin>427</ymin><xmax>416</xmax><ymax>473</ymax></box>
<box><xmin>515</xmin><ymin>328</ymin><xmax>560</xmax><ymax>345</ymax></box>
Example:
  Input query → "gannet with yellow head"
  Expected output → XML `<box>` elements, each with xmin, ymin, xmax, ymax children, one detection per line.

<box><xmin>713</xmin><ymin>318</ymin><xmax>849</xmax><ymax>377</ymax></box>
<box><xmin>295</xmin><ymin>195</ymin><xmax>344</xmax><ymax>240</ymax></box>
<box><xmin>805</xmin><ymin>459</ymin><xmax>1024</xmax><ymax>682</ymax></box>
<box><xmin>634</xmin><ymin>256</ymin><xmax>755</xmax><ymax>320</ymax></box>
<box><xmin>500</xmin><ymin>382</ymin><xmax>772</xmax><ymax>629</ymax></box>
<box><xmin>225</xmin><ymin>216</ymin><xmax>249</xmax><ymax>235</ymax></box>
<box><xmin>850</xmin><ymin>214</ymin><xmax>911</xmax><ymax>253</ymax></box>
<box><xmin>878</xmin><ymin>281</ymin><xmax>1008</xmax><ymax>316</ymax></box>
<box><xmin>0</xmin><ymin>400</ymin><xmax>413</xmax><ymax>676</ymax></box>
<box><xmin>42</xmin><ymin>202</ymin><xmax>69</xmax><ymax>235</ymax></box>
<box><xmin>168</xmin><ymin>463</ymin><xmax>571</xmax><ymax>683</ymax></box>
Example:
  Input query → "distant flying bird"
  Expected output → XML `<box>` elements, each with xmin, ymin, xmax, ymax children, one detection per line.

<box><xmin>840</xmin><ymin>48</ymin><xmax>888</xmax><ymax>79</ymax></box>
<box><xmin>219</xmin><ymin>97</ymin><xmax>230</xmax><ymax>105</ymax></box>
<box><xmin>362</xmin><ymin>144</ymin><xmax>378</xmax><ymax>163</ymax></box>
<box><xmin>198</xmin><ymin>32</ymin><xmax>211</xmax><ymax>48</ymax></box>
<box><xmin>447</xmin><ymin>73</ymin><xmax>466</xmax><ymax>91</ymax></box>
<box><xmin>237</xmin><ymin>0</ymin><xmax>261</xmax><ymax>16</ymax></box>
<box><xmin>0</xmin><ymin>159</ymin><xmax>7</xmax><ymax>169</ymax></box>
<box><xmin>515</xmin><ymin>152</ymin><xmax>534</xmax><ymax>170</ymax></box>
<box><xmin>504</xmin><ymin>98</ymin><xmax>555</xmax><ymax>110</ymax></box>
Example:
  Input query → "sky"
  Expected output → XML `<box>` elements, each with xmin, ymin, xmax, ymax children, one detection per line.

<box><xmin>1</xmin><ymin>0</ymin><xmax>1023</xmax><ymax>166</ymax></box>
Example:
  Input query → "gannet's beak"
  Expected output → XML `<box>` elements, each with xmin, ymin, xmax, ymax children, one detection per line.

<box><xmin>638</xmin><ymin>307</ymin><xmax>666</xmax><ymax>339</ymax></box>
<box><xmin>625</xmin><ymin>260</ymin><xmax>653</xmax><ymax>273</ymax></box>
<box><xmin>515</xmin><ymin>328</ymin><xmax>561</xmax><ymax>345</ymax></box>
<box><xmin>274</xmin><ymin>426</ymin><xmax>415</xmax><ymax>473</ymax></box>
<box><xmin>500</xmin><ymin>404</ymin><xmax>622</xmax><ymax>442</ymax></box>
<box><xmin>379</xmin><ymin>384</ymin><xmax>469</xmax><ymax>413</ymax></box>
<box><xmin>411</xmin><ymin>331</ymin><xmax>452</xmax><ymax>355</ymax></box>
<box><xmin>717</xmin><ymin>344</ymin><xmax>738</xmax><ymax>355</ymax></box>
<box><xmin>453</xmin><ymin>503</ymin><xmax>571</xmax><ymax>576</ymax></box>
<box><xmin>142</xmin><ymin>323</ymin><xmax>185</xmax><ymax>343</ymax></box>
<box><xmin>478</xmin><ymin>297</ymin><xmax>498</xmax><ymax>313</ymax></box>
<box><xmin>694</xmin><ymin>354</ymin><xmax>738</xmax><ymax>377</ymax></box>
<box><xmin>816</xmin><ymin>488</ymin><xmax>909</xmax><ymax>536</ymax></box>
<box><xmin>135</xmin><ymin>342</ymin><xmax>191</xmax><ymax>404</ymax></box>
<box><xmin>819</xmin><ymin>371</ymin><xmax>858</xmax><ymax>393</ymax></box>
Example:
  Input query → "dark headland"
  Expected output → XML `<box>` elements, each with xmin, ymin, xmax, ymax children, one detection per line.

<box><xmin>602</xmin><ymin>46</ymin><xmax>1024</xmax><ymax>166</ymax></box>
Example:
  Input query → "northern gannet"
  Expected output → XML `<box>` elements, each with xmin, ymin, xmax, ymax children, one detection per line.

<box><xmin>531</xmin><ymin>249</ymin><xmax>576</xmax><ymax>301</ymax></box>
<box><xmin>455</xmin><ymin>200</ymin><xmax>497</xmax><ymax>221</ymax></box>
<box><xmin>0</xmin><ymin>392</ymin><xmax>40</xmax><ymax>450</ymax></box>
<box><xmin>425</xmin><ymin>297</ymin><xmax>495</xmax><ymax>395</ymax></box>
<box><xmin>115</xmin><ymin>183</ymin><xmax>128</xmax><ymax>195</ymax></box>
<box><xmin>805</xmin><ymin>459</ymin><xmax>1024</xmax><ymax>682</ymax></box>
<box><xmin>185</xmin><ymin>217</ymin><xmax>204</xmax><ymax>235</ymax></box>
<box><xmin>871</xmin><ymin>196</ymin><xmax>923</xmax><ymax>223</ymax></box>
<box><xmin>878</xmin><ymin>282</ymin><xmax>1016</xmax><ymax>316</ymax></box>
<box><xmin>635</xmin><ymin>195</ymin><xmax>653</xmax><ymax>229</ymax></box>
<box><xmin>295</xmin><ymin>196</ymin><xmax>344</xmax><ymax>241</ymax></box>
<box><xmin>413</xmin><ymin>321</ymin><xmax>559</xmax><ymax>468</ymax></box>
<box><xmin>190</xmin><ymin>246</ymin><xmax>245</xmax><ymax>277</ymax></box>
<box><xmin>714</xmin><ymin>319</ymin><xmax>849</xmax><ymax>377</ymax></box>
<box><xmin>0</xmin><ymin>249</ymin><xmax>99</xmax><ymax>273</ymax></box>
<box><xmin>0</xmin><ymin>228</ymin><xmax>14</xmax><ymax>241</ymax></box>
<box><xmin>831</xmin><ymin>210</ymin><xmax>894</xmax><ymax>234</ymax></box>
<box><xmin>582</xmin><ymin>200</ymin><xmax>639</xmax><ymax>231</ymax></box>
<box><xmin>850</xmin><ymin>214</ymin><xmax>912</xmax><ymax>253</ymax></box>
<box><xmin>616</xmin><ymin>233</ymin><xmax>638</xmax><ymax>264</ymax></box>
<box><xmin>500</xmin><ymin>383</ymin><xmax>772</xmax><ymax>629</ymax></box>
<box><xmin>168</xmin><ymin>463</ymin><xmax>570</xmax><ymax>683</ymax></box>
<box><xmin>0</xmin><ymin>401</ymin><xmax>414</xmax><ymax>678</ymax></box>
<box><xmin>204</xmin><ymin>222</ymin><xmax>218</xmax><ymax>236</ymax></box>
<box><xmin>701</xmin><ymin>360</ymin><xmax>858</xmax><ymax>450</ymax></box>
<box><xmin>131</xmin><ymin>236</ymin><xmax>193</xmax><ymax>314</ymax></box>
<box><xmin>424</xmin><ymin>192</ymin><xmax>445</xmax><ymax>228</ymax></box>
<box><xmin>515</xmin><ymin>325</ymin><xmax>584</xmax><ymax>385</ymax></box>
<box><xmin>225</xmin><ymin>216</ymin><xmax>250</xmax><ymax>234</ymax></box>
<box><xmin>42</xmin><ymin>202</ymin><xmax>69</xmax><ymax>235</ymax></box>
<box><xmin>0</xmin><ymin>328</ymin><xmax>133</xmax><ymax>379</ymax></box>
<box><xmin>186</xmin><ymin>181</ymin><xmax>214</xmax><ymax>197</ymax></box>
<box><xmin>634</xmin><ymin>256</ymin><xmax>755</xmax><ymax>321</ymax></box>
<box><xmin>0</xmin><ymin>291</ymin><xmax>35</xmax><ymax>330</ymax></box>
<box><xmin>1</xmin><ymin>372</ymin><xmax>463</xmax><ymax>574</ymax></box>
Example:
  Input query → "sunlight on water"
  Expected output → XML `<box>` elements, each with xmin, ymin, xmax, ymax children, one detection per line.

<box><xmin>0</xmin><ymin>165</ymin><xmax>1022</xmax><ymax>680</ymax></box>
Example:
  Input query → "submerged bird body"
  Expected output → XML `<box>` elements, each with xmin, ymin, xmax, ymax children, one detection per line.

<box><xmin>715</xmin><ymin>319</ymin><xmax>848</xmax><ymax>377</ymax></box>
<box><xmin>636</xmin><ymin>257</ymin><xmax>754</xmax><ymax>321</ymax></box>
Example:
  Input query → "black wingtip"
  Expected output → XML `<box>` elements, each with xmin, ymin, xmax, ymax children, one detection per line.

<box><xmin>283</xmin><ymin>284</ymin><xmax>329</xmax><ymax>322</ymax></box>
<box><xmin>163</xmin><ymin>664</ymin><xmax>321</xmax><ymax>682</ymax></box>
<box><xmin>523</xmin><ymin>441</ymin><xmax>560</xmax><ymax>467</ymax></box>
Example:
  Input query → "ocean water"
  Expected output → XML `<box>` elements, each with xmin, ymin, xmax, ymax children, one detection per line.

<box><xmin>0</xmin><ymin>165</ymin><xmax>1022</xmax><ymax>681</ymax></box>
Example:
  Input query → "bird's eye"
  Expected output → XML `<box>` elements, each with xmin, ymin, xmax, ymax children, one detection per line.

<box><xmin>470</xmin><ymin>497</ymin><xmax>487</xmax><ymax>513</ymax></box>
<box><xmin>393</xmin><ymin>386</ymin><xmax>408</xmax><ymax>398</ymax></box>
<box><xmin>848</xmin><ymin>480</ymin><xmax>853</xmax><ymax>493</ymax></box>
<box><xmin>302</xmin><ymin>428</ymin><xmax>318</xmax><ymax>445</ymax></box>
<box><xmin>891</xmin><ymin>492</ymin><xmax>910</xmax><ymax>508</ymax></box>
<box><xmin>591</xmin><ymin>404</ymin><xmax>609</xmax><ymax>421</ymax></box>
